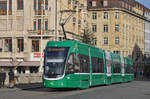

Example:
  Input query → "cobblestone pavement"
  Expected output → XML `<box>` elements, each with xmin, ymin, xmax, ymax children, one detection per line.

<box><xmin>0</xmin><ymin>81</ymin><xmax>150</xmax><ymax>99</ymax></box>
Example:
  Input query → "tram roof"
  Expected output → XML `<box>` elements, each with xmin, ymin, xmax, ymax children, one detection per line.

<box><xmin>46</xmin><ymin>40</ymin><xmax>103</xmax><ymax>52</ymax></box>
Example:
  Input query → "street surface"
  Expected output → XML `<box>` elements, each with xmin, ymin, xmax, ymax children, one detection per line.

<box><xmin>0</xmin><ymin>81</ymin><xmax>150</xmax><ymax>99</ymax></box>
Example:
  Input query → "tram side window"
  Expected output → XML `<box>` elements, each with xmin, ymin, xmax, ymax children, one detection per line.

<box><xmin>66</xmin><ymin>53</ymin><xmax>80</xmax><ymax>74</ymax></box>
<box><xmin>79</xmin><ymin>54</ymin><xmax>90</xmax><ymax>73</ymax></box>
<box><xmin>98</xmin><ymin>58</ymin><xmax>104</xmax><ymax>73</ymax></box>
<box><xmin>92</xmin><ymin>57</ymin><xmax>98</xmax><ymax>73</ymax></box>
<box><xmin>92</xmin><ymin>57</ymin><xmax>104</xmax><ymax>73</ymax></box>
<box><xmin>73</xmin><ymin>54</ymin><xmax>80</xmax><ymax>72</ymax></box>
<box><xmin>113</xmin><ymin>62</ymin><xmax>120</xmax><ymax>73</ymax></box>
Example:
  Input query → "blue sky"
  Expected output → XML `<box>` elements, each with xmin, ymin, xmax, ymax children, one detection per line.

<box><xmin>136</xmin><ymin>0</ymin><xmax>150</xmax><ymax>9</ymax></box>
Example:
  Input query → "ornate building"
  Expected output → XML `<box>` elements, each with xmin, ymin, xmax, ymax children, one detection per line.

<box><xmin>0</xmin><ymin>0</ymin><xmax>87</xmax><ymax>74</ymax></box>
<box><xmin>87</xmin><ymin>0</ymin><xmax>150</xmax><ymax>73</ymax></box>
<box><xmin>0</xmin><ymin>0</ymin><xmax>150</xmax><ymax>76</ymax></box>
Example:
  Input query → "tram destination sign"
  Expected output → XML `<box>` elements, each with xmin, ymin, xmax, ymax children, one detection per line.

<box><xmin>47</xmin><ymin>47</ymin><xmax>66</xmax><ymax>52</ymax></box>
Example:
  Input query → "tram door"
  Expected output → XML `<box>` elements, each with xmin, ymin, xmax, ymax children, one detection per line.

<box><xmin>105</xmin><ymin>51</ymin><xmax>112</xmax><ymax>84</ymax></box>
<box><xmin>66</xmin><ymin>53</ymin><xmax>81</xmax><ymax>88</ymax></box>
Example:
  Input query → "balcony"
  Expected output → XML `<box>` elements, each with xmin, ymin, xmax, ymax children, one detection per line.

<box><xmin>0</xmin><ymin>52</ymin><xmax>24</xmax><ymax>59</ymax></box>
<box><xmin>34</xmin><ymin>10</ymin><xmax>45</xmax><ymax>16</ymax></box>
<box><xmin>8</xmin><ymin>10</ymin><xmax>12</xmax><ymax>15</ymax></box>
<box><xmin>0</xmin><ymin>10</ymin><xmax>12</xmax><ymax>15</ymax></box>
<box><xmin>0</xmin><ymin>10</ymin><xmax>7</xmax><ymax>15</ymax></box>
<box><xmin>27</xmin><ymin>29</ymin><xmax>55</xmax><ymax>37</ymax></box>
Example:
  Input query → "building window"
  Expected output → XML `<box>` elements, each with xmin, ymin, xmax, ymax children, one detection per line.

<box><xmin>103</xmin><ymin>0</ymin><xmax>108</xmax><ymax>6</ymax></box>
<box><xmin>5</xmin><ymin>39</ymin><xmax>12</xmax><ymax>52</ymax></box>
<box><xmin>115</xmin><ymin>24</ymin><xmax>119</xmax><ymax>32</ymax></box>
<box><xmin>29</xmin><ymin>67</ymin><xmax>38</xmax><ymax>73</ymax></box>
<box><xmin>92</xmin><ymin>12</ymin><xmax>97</xmax><ymax>20</ymax></box>
<box><xmin>45</xmin><ymin>20</ymin><xmax>48</xmax><ymax>30</ymax></box>
<box><xmin>17</xmin><ymin>0</ymin><xmax>24</xmax><ymax>10</ymax></box>
<box><xmin>45</xmin><ymin>0</ymin><xmax>48</xmax><ymax>10</ymax></box>
<box><xmin>115</xmin><ymin>37</ymin><xmax>119</xmax><ymax>45</ymax></box>
<box><xmin>0</xmin><ymin>0</ymin><xmax>7</xmax><ymax>10</ymax></box>
<box><xmin>113</xmin><ymin>51</ymin><xmax>120</xmax><ymax>55</ymax></box>
<box><xmin>0</xmin><ymin>0</ymin><xmax>7</xmax><ymax>15</ymax></box>
<box><xmin>104</xmin><ymin>37</ymin><xmax>108</xmax><ymax>45</ymax></box>
<box><xmin>104</xmin><ymin>12</ymin><xmax>108</xmax><ymax>19</ymax></box>
<box><xmin>78</xmin><ymin>20</ymin><xmax>81</xmax><ymax>25</ymax></box>
<box><xmin>34</xmin><ymin>0</ymin><xmax>37</xmax><ymax>10</ymax></box>
<box><xmin>33</xmin><ymin>20</ymin><xmax>36</xmax><ymax>30</ymax></box>
<box><xmin>59</xmin><ymin>37</ymin><xmax>64</xmax><ymax>41</ymax></box>
<box><xmin>68</xmin><ymin>0</ymin><xmax>72</xmax><ymax>5</ymax></box>
<box><xmin>92</xmin><ymin>1</ymin><xmax>96</xmax><ymax>7</ymax></box>
<box><xmin>122</xmin><ymin>1</ymin><xmax>124</xmax><ymax>7</ymax></box>
<box><xmin>9</xmin><ymin>0</ymin><xmax>12</xmax><ymax>10</ymax></box>
<box><xmin>115</xmin><ymin>12</ymin><xmax>120</xmax><ymax>19</ymax></box>
<box><xmin>73</xmin><ymin>17</ymin><xmax>76</xmax><ymax>23</ymax></box>
<box><xmin>32</xmin><ymin>40</ymin><xmax>39</xmax><ymax>52</ymax></box>
<box><xmin>38</xmin><ymin>19</ymin><xmax>41</xmax><ymax>30</ymax></box>
<box><xmin>38</xmin><ymin>0</ymin><xmax>42</xmax><ymax>10</ymax></box>
<box><xmin>92</xmin><ymin>25</ymin><xmax>97</xmax><ymax>32</ymax></box>
<box><xmin>104</xmin><ymin>24</ymin><xmax>108</xmax><ymax>32</ymax></box>
<box><xmin>16</xmin><ymin>67</ymin><xmax>25</xmax><ymax>74</ymax></box>
<box><xmin>17</xmin><ymin>39</ymin><xmax>24</xmax><ymax>52</ymax></box>
<box><xmin>92</xmin><ymin>38</ymin><xmax>97</xmax><ymax>45</ymax></box>
<box><xmin>0</xmin><ymin>39</ymin><xmax>2</xmax><ymax>52</ymax></box>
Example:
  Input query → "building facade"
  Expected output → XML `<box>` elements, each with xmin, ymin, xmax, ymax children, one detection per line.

<box><xmin>144</xmin><ymin>8</ymin><xmax>150</xmax><ymax>75</ymax></box>
<box><xmin>144</xmin><ymin>8</ymin><xmax>150</xmax><ymax>57</ymax></box>
<box><xmin>0</xmin><ymin>0</ymin><xmax>87</xmax><ymax>74</ymax></box>
<box><xmin>0</xmin><ymin>0</ymin><xmax>150</xmax><ymax>76</ymax></box>
<box><xmin>59</xmin><ymin>0</ymin><xmax>87</xmax><ymax>40</ymax></box>
<box><xmin>87</xmin><ymin>0</ymin><xmax>150</xmax><ymax>73</ymax></box>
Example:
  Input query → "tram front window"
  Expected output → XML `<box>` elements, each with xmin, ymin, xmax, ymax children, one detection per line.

<box><xmin>44</xmin><ymin>47</ymin><xmax>69</xmax><ymax>78</ymax></box>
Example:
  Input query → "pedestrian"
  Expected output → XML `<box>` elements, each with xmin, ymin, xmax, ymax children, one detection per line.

<box><xmin>0</xmin><ymin>69</ymin><xmax>2</xmax><ymax>88</ymax></box>
<box><xmin>1</xmin><ymin>69</ymin><xmax>6</xmax><ymax>88</ymax></box>
<box><xmin>149</xmin><ymin>71</ymin><xmax>150</xmax><ymax>79</ymax></box>
<box><xmin>8</xmin><ymin>69</ymin><xmax>14</xmax><ymax>88</ymax></box>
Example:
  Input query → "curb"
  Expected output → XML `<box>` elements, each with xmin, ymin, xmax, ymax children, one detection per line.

<box><xmin>22</xmin><ymin>86</ymin><xmax>43</xmax><ymax>90</ymax></box>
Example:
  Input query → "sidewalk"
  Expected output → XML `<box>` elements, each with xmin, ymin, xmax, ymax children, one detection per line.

<box><xmin>0</xmin><ymin>83</ymin><xmax>43</xmax><ymax>92</ymax></box>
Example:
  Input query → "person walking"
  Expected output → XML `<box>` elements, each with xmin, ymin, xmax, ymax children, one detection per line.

<box><xmin>0</xmin><ymin>70</ymin><xmax>2</xmax><ymax>88</ymax></box>
<box><xmin>1</xmin><ymin>69</ymin><xmax>6</xmax><ymax>88</ymax></box>
<box><xmin>8</xmin><ymin>69</ymin><xmax>14</xmax><ymax>88</ymax></box>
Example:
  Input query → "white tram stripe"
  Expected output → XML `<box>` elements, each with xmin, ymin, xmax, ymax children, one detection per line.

<box><xmin>46</xmin><ymin>59</ymin><xmax>64</xmax><ymax>63</ymax></box>
<box><xmin>113</xmin><ymin>73</ymin><xmax>121</xmax><ymax>75</ymax></box>
<box><xmin>74</xmin><ymin>73</ymin><xmax>104</xmax><ymax>75</ymax></box>
<box><xmin>74</xmin><ymin>73</ymin><xmax>90</xmax><ymax>75</ymax></box>
<box><xmin>92</xmin><ymin>73</ymin><xmax>105</xmax><ymax>75</ymax></box>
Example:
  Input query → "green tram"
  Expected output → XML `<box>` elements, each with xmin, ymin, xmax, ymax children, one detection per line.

<box><xmin>43</xmin><ymin>40</ymin><xmax>134</xmax><ymax>89</ymax></box>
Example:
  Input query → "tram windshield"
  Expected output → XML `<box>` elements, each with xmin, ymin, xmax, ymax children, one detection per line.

<box><xmin>44</xmin><ymin>47</ymin><xmax>69</xmax><ymax>78</ymax></box>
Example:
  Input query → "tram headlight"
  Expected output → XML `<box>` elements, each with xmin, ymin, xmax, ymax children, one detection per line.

<box><xmin>57</xmin><ymin>75</ymin><xmax>62</xmax><ymax>78</ymax></box>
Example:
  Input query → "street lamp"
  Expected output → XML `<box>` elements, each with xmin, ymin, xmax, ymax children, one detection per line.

<box><xmin>55</xmin><ymin>0</ymin><xmax>58</xmax><ymax>41</ymax></box>
<box><xmin>39</xmin><ymin>3</ymin><xmax>44</xmax><ymax>73</ymax></box>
